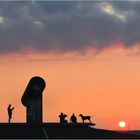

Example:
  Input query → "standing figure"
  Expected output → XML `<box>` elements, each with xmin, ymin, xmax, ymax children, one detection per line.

<box><xmin>7</xmin><ymin>104</ymin><xmax>14</xmax><ymax>123</ymax></box>
<box><xmin>70</xmin><ymin>113</ymin><xmax>77</xmax><ymax>123</ymax></box>
<box><xmin>59</xmin><ymin>112</ymin><xmax>68</xmax><ymax>123</ymax></box>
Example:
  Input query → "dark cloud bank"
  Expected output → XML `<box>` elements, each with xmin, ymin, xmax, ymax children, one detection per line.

<box><xmin>0</xmin><ymin>1</ymin><xmax>140</xmax><ymax>53</ymax></box>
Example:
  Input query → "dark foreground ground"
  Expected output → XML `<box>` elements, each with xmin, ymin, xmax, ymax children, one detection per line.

<box><xmin>0</xmin><ymin>123</ymin><xmax>139</xmax><ymax>139</ymax></box>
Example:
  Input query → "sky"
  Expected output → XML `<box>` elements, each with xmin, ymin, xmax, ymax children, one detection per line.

<box><xmin>1</xmin><ymin>0</ymin><xmax>140</xmax><ymax>130</ymax></box>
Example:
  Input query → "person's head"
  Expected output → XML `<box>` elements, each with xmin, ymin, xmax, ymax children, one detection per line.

<box><xmin>79</xmin><ymin>114</ymin><xmax>82</xmax><ymax>116</ymax></box>
<box><xmin>9</xmin><ymin>104</ymin><xmax>11</xmax><ymax>107</ymax></box>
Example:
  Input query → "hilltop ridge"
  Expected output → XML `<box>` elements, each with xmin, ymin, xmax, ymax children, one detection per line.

<box><xmin>0</xmin><ymin>123</ymin><xmax>139</xmax><ymax>139</ymax></box>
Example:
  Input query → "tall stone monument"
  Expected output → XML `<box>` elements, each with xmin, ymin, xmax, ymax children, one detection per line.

<box><xmin>21</xmin><ymin>76</ymin><xmax>46</xmax><ymax>124</ymax></box>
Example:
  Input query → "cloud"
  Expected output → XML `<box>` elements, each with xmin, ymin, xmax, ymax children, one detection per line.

<box><xmin>0</xmin><ymin>1</ymin><xmax>140</xmax><ymax>53</ymax></box>
<box><xmin>100</xmin><ymin>2</ymin><xmax>127</xmax><ymax>22</ymax></box>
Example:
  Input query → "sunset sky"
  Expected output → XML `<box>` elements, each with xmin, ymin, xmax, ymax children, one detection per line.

<box><xmin>1</xmin><ymin>1</ymin><xmax>140</xmax><ymax>130</ymax></box>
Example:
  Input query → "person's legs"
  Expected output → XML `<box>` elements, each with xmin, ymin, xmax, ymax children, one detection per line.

<box><xmin>8</xmin><ymin>115</ymin><xmax>11</xmax><ymax>123</ymax></box>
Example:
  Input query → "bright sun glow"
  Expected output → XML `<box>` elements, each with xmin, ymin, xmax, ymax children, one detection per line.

<box><xmin>119</xmin><ymin>121</ymin><xmax>126</xmax><ymax>128</ymax></box>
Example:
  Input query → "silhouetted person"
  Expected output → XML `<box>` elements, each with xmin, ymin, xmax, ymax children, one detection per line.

<box><xmin>7</xmin><ymin>104</ymin><xmax>14</xmax><ymax>123</ymax></box>
<box><xmin>59</xmin><ymin>112</ymin><xmax>67</xmax><ymax>123</ymax></box>
<box><xmin>70</xmin><ymin>113</ymin><xmax>77</xmax><ymax>123</ymax></box>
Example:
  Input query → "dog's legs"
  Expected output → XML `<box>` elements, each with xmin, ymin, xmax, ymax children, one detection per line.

<box><xmin>89</xmin><ymin>119</ymin><xmax>91</xmax><ymax>123</ymax></box>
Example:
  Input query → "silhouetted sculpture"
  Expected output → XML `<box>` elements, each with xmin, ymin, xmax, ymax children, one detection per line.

<box><xmin>79</xmin><ymin>114</ymin><xmax>92</xmax><ymax>123</ymax></box>
<box><xmin>7</xmin><ymin>104</ymin><xmax>14</xmax><ymax>123</ymax></box>
<box><xmin>59</xmin><ymin>112</ymin><xmax>68</xmax><ymax>123</ymax></box>
<box><xmin>70</xmin><ymin>113</ymin><xmax>77</xmax><ymax>123</ymax></box>
<box><xmin>21</xmin><ymin>76</ymin><xmax>46</xmax><ymax>124</ymax></box>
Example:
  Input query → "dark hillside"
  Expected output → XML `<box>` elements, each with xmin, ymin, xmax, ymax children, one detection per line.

<box><xmin>0</xmin><ymin>123</ymin><xmax>139</xmax><ymax>139</ymax></box>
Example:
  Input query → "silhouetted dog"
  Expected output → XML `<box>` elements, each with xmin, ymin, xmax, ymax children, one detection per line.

<box><xmin>79</xmin><ymin>114</ymin><xmax>92</xmax><ymax>123</ymax></box>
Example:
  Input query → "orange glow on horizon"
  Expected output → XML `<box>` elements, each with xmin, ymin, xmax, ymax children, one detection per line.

<box><xmin>0</xmin><ymin>45</ymin><xmax>140</xmax><ymax>130</ymax></box>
